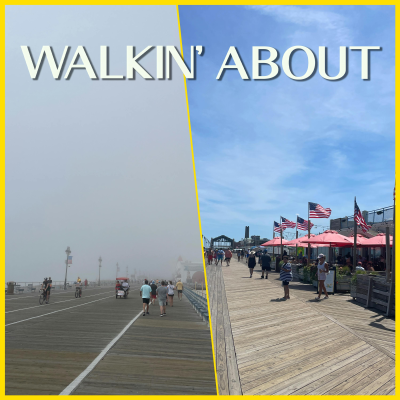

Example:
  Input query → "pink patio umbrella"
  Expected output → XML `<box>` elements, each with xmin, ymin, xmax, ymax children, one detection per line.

<box><xmin>349</xmin><ymin>234</ymin><xmax>371</xmax><ymax>246</ymax></box>
<box><xmin>301</xmin><ymin>230</ymin><xmax>355</xmax><ymax>248</ymax></box>
<box><xmin>362</xmin><ymin>233</ymin><xmax>393</xmax><ymax>247</ymax></box>
<box><xmin>286</xmin><ymin>235</ymin><xmax>319</xmax><ymax>248</ymax></box>
<box><xmin>261</xmin><ymin>237</ymin><xmax>289</xmax><ymax>246</ymax></box>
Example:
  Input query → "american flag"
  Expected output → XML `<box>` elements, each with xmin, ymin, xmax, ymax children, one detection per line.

<box><xmin>281</xmin><ymin>217</ymin><xmax>296</xmax><ymax>229</ymax></box>
<box><xmin>68</xmin><ymin>256</ymin><xmax>73</xmax><ymax>264</ymax></box>
<box><xmin>354</xmin><ymin>200</ymin><xmax>371</xmax><ymax>233</ymax></box>
<box><xmin>309</xmin><ymin>202</ymin><xmax>332</xmax><ymax>218</ymax></box>
<box><xmin>273</xmin><ymin>221</ymin><xmax>285</xmax><ymax>233</ymax></box>
<box><xmin>297</xmin><ymin>216</ymin><xmax>314</xmax><ymax>231</ymax></box>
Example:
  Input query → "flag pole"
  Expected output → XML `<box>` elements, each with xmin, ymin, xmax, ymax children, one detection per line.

<box><xmin>280</xmin><ymin>216</ymin><xmax>283</xmax><ymax>260</ymax></box>
<box><xmin>272</xmin><ymin>221</ymin><xmax>275</xmax><ymax>262</ymax></box>
<box><xmin>353</xmin><ymin>197</ymin><xmax>357</xmax><ymax>273</ymax></box>
<box><xmin>295</xmin><ymin>215</ymin><xmax>299</xmax><ymax>262</ymax></box>
<box><xmin>307</xmin><ymin>203</ymin><xmax>311</xmax><ymax>267</ymax></box>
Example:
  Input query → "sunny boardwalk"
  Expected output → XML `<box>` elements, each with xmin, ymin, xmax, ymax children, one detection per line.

<box><xmin>208</xmin><ymin>258</ymin><xmax>395</xmax><ymax>395</ymax></box>
<box><xmin>6</xmin><ymin>286</ymin><xmax>216</xmax><ymax>395</ymax></box>
<box><xmin>207</xmin><ymin>264</ymin><xmax>242</xmax><ymax>395</ymax></box>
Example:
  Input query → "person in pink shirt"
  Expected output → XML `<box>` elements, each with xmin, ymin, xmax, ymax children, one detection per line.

<box><xmin>224</xmin><ymin>249</ymin><xmax>232</xmax><ymax>266</ymax></box>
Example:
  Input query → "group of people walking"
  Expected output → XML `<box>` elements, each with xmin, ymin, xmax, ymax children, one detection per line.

<box><xmin>207</xmin><ymin>246</ymin><xmax>330</xmax><ymax>302</ymax></box>
<box><xmin>140</xmin><ymin>279</ymin><xmax>183</xmax><ymax>317</ymax></box>
<box><xmin>206</xmin><ymin>248</ymin><xmax>233</xmax><ymax>266</ymax></box>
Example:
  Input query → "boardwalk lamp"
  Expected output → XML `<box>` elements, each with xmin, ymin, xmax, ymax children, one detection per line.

<box><xmin>64</xmin><ymin>246</ymin><xmax>71</xmax><ymax>290</ymax></box>
<box><xmin>98</xmin><ymin>256</ymin><xmax>102</xmax><ymax>286</ymax></box>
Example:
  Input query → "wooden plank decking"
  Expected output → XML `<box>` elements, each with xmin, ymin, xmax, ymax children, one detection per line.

<box><xmin>208</xmin><ymin>258</ymin><xmax>395</xmax><ymax>395</ymax></box>
<box><xmin>6</xmin><ymin>286</ymin><xmax>216</xmax><ymax>395</ymax></box>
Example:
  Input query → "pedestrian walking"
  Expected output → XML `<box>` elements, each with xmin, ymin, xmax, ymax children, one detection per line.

<box><xmin>280</xmin><ymin>255</ymin><xmax>292</xmax><ymax>299</ymax></box>
<box><xmin>157</xmin><ymin>281</ymin><xmax>168</xmax><ymax>316</ymax></box>
<box><xmin>207</xmin><ymin>249</ymin><xmax>213</xmax><ymax>265</ymax></box>
<box><xmin>176</xmin><ymin>280</ymin><xmax>183</xmax><ymax>300</ymax></box>
<box><xmin>167</xmin><ymin>280</ymin><xmax>175</xmax><ymax>306</ymax></box>
<box><xmin>213</xmin><ymin>250</ymin><xmax>218</xmax><ymax>265</ymax></box>
<box><xmin>150</xmin><ymin>280</ymin><xmax>158</xmax><ymax>305</ymax></box>
<box><xmin>260</xmin><ymin>252</ymin><xmax>272</xmax><ymax>279</ymax></box>
<box><xmin>225</xmin><ymin>248</ymin><xmax>232</xmax><ymax>266</ymax></box>
<box><xmin>218</xmin><ymin>249</ymin><xmax>225</xmax><ymax>265</ymax></box>
<box><xmin>140</xmin><ymin>279</ymin><xmax>152</xmax><ymax>316</ymax></box>
<box><xmin>315</xmin><ymin>254</ymin><xmax>329</xmax><ymax>300</ymax></box>
<box><xmin>248</xmin><ymin>251</ymin><xmax>256</xmax><ymax>278</ymax></box>
<box><xmin>237</xmin><ymin>250</ymin><xmax>241</xmax><ymax>262</ymax></box>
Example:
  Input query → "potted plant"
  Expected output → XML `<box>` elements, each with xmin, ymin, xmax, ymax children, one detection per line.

<box><xmin>350</xmin><ymin>270</ymin><xmax>367</xmax><ymax>299</ymax></box>
<box><xmin>336</xmin><ymin>266</ymin><xmax>352</xmax><ymax>292</ymax></box>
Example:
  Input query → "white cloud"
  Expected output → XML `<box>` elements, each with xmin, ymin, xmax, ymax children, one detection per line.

<box><xmin>246</xmin><ymin>5</ymin><xmax>353</xmax><ymax>44</ymax></box>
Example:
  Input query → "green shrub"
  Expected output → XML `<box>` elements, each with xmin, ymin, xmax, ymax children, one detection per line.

<box><xmin>337</xmin><ymin>266</ymin><xmax>351</xmax><ymax>276</ymax></box>
<box><xmin>350</xmin><ymin>270</ymin><xmax>367</xmax><ymax>285</ymax></box>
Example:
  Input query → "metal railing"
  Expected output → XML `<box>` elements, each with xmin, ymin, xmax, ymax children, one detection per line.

<box><xmin>183</xmin><ymin>286</ymin><xmax>209</xmax><ymax>324</ymax></box>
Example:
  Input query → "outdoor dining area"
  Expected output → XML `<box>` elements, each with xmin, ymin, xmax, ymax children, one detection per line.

<box><xmin>260</xmin><ymin>229</ymin><xmax>395</xmax><ymax>317</ymax></box>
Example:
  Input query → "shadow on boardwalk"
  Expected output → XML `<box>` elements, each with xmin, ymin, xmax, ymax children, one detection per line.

<box><xmin>207</xmin><ymin>258</ymin><xmax>395</xmax><ymax>395</ymax></box>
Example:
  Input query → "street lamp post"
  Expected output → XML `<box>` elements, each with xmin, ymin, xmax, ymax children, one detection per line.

<box><xmin>98</xmin><ymin>256</ymin><xmax>102</xmax><ymax>286</ymax></box>
<box><xmin>64</xmin><ymin>246</ymin><xmax>71</xmax><ymax>290</ymax></box>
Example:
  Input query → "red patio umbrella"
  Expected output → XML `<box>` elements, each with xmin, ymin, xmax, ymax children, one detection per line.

<box><xmin>286</xmin><ymin>235</ymin><xmax>319</xmax><ymax>248</ymax></box>
<box><xmin>261</xmin><ymin>237</ymin><xmax>289</xmax><ymax>246</ymax></box>
<box><xmin>362</xmin><ymin>233</ymin><xmax>393</xmax><ymax>247</ymax></box>
<box><xmin>349</xmin><ymin>234</ymin><xmax>371</xmax><ymax>246</ymax></box>
<box><xmin>301</xmin><ymin>230</ymin><xmax>354</xmax><ymax>247</ymax></box>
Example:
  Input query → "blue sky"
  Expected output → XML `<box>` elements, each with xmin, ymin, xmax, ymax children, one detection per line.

<box><xmin>180</xmin><ymin>5</ymin><xmax>395</xmax><ymax>242</ymax></box>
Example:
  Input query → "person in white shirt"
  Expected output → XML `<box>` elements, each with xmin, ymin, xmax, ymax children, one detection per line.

<box><xmin>121</xmin><ymin>280</ymin><xmax>130</xmax><ymax>295</ymax></box>
<box><xmin>315</xmin><ymin>254</ymin><xmax>329</xmax><ymax>301</ymax></box>
<box><xmin>167</xmin><ymin>281</ymin><xmax>175</xmax><ymax>307</ymax></box>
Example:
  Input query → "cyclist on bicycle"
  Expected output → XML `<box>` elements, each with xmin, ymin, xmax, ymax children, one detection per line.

<box><xmin>40</xmin><ymin>278</ymin><xmax>50</xmax><ymax>304</ymax></box>
<box><xmin>46</xmin><ymin>276</ymin><xmax>52</xmax><ymax>303</ymax></box>
<box><xmin>76</xmin><ymin>277</ymin><xmax>82</xmax><ymax>297</ymax></box>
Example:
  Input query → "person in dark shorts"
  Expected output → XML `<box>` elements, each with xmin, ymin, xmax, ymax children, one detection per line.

<box><xmin>224</xmin><ymin>248</ymin><xmax>232</xmax><ymax>266</ymax></box>
<box><xmin>280</xmin><ymin>256</ymin><xmax>292</xmax><ymax>300</ymax></box>
<box><xmin>167</xmin><ymin>281</ymin><xmax>175</xmax><ymax>306</ymax></box>
<box><xmin>248</xmin><ymin>251</ymin><xmax>256</xmax><ymax>278</ymax></box>
<box><xmin>150</xmin><ymin>280</ymin><xmax>157</xmax><ymax>305</ymax></box>
<box><xmin>176</xmin><ymin>280</ymin><xmax>183</xmax><ymax>300</ymax></box>
<box><xmin>260</xmin><ymin>252</ymin><xmax>272</xmax><ymax>279</ymax></box>
<box><xmin>156</xmin><ymin>281</ymin><xmax>168</xmax><ymax>316</ymax></box>
<box><xmin>140</xmin><ymin>279</ymin><xmax>152</xmax><ymax>316</ymax></box>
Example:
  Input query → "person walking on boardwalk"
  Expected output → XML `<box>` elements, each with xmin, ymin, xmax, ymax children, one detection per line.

<box><xmin>248</xmin><ymin>251</ymin><xmax>256</xmax><ymax>278</ymax></box>
<box><xmin>225</xmin><ymin>248</ymin><xmax>232</xmax><ymax>266</ymax></box>
<box><xmin>157</xmin><ymin>281</ymin><xmax>168</xmax><ymax>316</ymax></box>
<box><xmin>216</xmin><ymin>249</ymin><xmax>224</xmax><ymax>265</ymax></box>
<box><xmin>150</xmin><ymin>280</ymin><xmax>158</xmax><ymax>305</ymax></box>
<box><xmin>176</xmin><ymin>280</ymin><xmax>183</xmax><ymax>300</ymax></box>
<box><xmin>140</xmin><ymin>279</ymin><xmax>152</xmax><ymax>316</ymax></box>
<box><xmin>260</xmin><ymin>252</ymin><xmax>272</xmax><ymax>279</ymax></box>
<box><xmin>167</xmin><ymin>280</ymin><xmax>175</xmax><ymax>306</ymax></box>
<box><xmin>280</xmin><ymin>255</ymin><xmax>292</xmax><ymax>299</ymax></box>
<box><xmin>207</xmin><ymin>249</ymin><xmax>213</xmax><ymax>265</ymax></box>
<box><xmin>237</xmin><ymin>249</ymin><xmax>241</xmax><ymax>262</ymax></box>
<box><xmin>315</xmin><ymin>254</ymin><xmax>329</xmax><ymax>300</ymax></box>
<box><xmin>213</xmin><ymin>250</ymin><xmax>218</xmax><ymax>265</ymax></box>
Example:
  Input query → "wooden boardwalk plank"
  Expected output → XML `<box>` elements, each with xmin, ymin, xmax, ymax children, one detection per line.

<box><xmin>6</xmin><ymin>287</ymin><xmax>216</xmax><ymax>395</ymax></box>
<box><xmin>206</xmin><ymin>258</ymin><xmax>395</xmax><ymax>395</ymax></box>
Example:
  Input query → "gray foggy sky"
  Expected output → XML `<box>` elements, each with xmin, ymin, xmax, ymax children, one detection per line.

<box><xmin>6</xmin><ymin>6</ymin><xmax>202</xmax><ymax>283</ymax></box>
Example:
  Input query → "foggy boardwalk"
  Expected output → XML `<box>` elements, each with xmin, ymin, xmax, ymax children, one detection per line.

<box><xmin>208</xmin><ymin>258</ymin><xmax>395</xmax><ymax>395</ymax></box>
<box><xmin>6</xmin><ymin>286</ymin><xmax>216</xmax><ymax>395</ymax></box>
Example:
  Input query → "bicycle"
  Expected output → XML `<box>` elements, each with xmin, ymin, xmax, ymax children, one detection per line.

<box><xmin>39</xmin><ymin>289</ymin><xmax>47</xmax><ymax>305</ymax></box>
<box><xmin>75</xmin><ymin>286</ymin><xmax>82</xmax><ymax>298</ymax></box>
